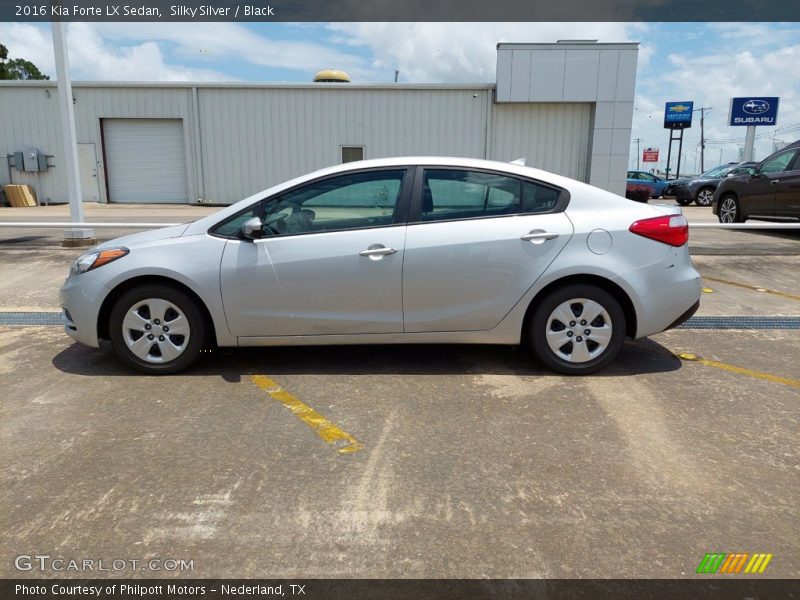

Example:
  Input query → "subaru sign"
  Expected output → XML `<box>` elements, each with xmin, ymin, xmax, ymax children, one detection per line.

<box><xmin>729</xmin><ymin>97</ymin><xmax>779</xmax><ymax>126</ymax></box>
<box><xmin>664</xmin><ymin>101</ymin><xmax>694</xmax><ymax>129</ymax></box>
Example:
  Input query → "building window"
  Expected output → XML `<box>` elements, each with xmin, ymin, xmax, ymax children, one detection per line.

<box><xmin>342</xmin><ymin>146</ymin><xmax>364</xmax><ymax>163</ymax></box>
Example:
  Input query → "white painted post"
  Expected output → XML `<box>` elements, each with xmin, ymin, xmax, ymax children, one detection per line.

<box><xmin>52</xmin><ymin>21</ymin><xmax>95</xmax><ymax>246</ymax></box>
<box><xmin>743</xmin><ymin>125</ymin><xmax>756</xmax><ymax>162</ymax></box>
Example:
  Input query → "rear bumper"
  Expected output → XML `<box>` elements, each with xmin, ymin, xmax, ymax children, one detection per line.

<box><xmin>615</xmin><ymin>244</ymin><xmax>702</xmax><ymax>339</ymax></box>
<box><xmin>665</xmin><ymin>299</ymin><xmax>700</xmax><ymax>330</ymax></box>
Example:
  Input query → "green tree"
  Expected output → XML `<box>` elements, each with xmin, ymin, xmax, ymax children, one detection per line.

<box><xmin>0</xmin><ymin>43</ymin><xmax>50</xmax><ymax>80</ymax></box>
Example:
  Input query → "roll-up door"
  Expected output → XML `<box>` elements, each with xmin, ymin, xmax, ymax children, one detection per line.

<box><xmin>103</xmin><ymin>119</ymin><xmax>189</xmax><ymax>203</ymax></box>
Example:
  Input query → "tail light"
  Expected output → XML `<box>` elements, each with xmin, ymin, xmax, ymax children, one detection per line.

<box><xmin>629</xmin><ymin>214</ymin><xmax>689</xmax><ymax>247</ymax></box>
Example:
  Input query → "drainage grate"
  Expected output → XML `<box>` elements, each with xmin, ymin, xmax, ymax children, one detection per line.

<box><xmin>678</xmin><ymin>316</ymin><xmax>800</xmax><ymax>329</ymax></box>
<box><xmin>0</xmin><ymin>311</ymin><xmax>64</xmax><ymax>326</ymax></box>
<box><xmin>0</xmin><ymin>312</ymin><xmax>799</xmax><ymax>330</ymax></box>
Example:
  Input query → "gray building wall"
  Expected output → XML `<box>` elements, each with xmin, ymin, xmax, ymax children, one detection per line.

<box><xmin>496</xmin><ymin>42</ymin><xmax>638</xmax><ymax>195</ymax></box>
<box><xmin>0</xmin><ymin>42</ymin><xmax>637</xmax><ymax>205</ymax></box>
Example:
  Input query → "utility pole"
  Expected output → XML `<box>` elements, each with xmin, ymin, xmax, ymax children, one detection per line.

<box><xmin>694</xmin><ymin>106</ymin><xmax>711</xmax><ymax>172</ymax></box>
<box><xmin>633</xmin><ymin>137</ymin><xmax>643</xmax><ymax>170</ymax></box>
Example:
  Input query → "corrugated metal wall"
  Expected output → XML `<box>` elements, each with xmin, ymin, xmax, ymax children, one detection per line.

<box><xmin>197</xmin><ymin>88</ymin><xmax>488</xmax><ymax>203</ymax></box>
<box><xmin>0</xmin><ymin>83</ymin><xmax>591</xmax><ymax>205</ymax></box>
<box><xmin>0</xmin><ymin>85</ymin><xmax>196</xmax><ymax>204</ymax></box>
<box><xmin>490</xmin><ymin>103</ymin><xmax>591</xmax><ymax>180</ymax></box>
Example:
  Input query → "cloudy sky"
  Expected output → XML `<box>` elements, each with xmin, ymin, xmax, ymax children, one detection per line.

<box><xmin>1</xmin><ymin>21</ymin><xmax>798</xmax><ymax>174</ymax></box>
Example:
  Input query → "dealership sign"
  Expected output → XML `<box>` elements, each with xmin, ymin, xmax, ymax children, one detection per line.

<box><xmin>729</xmin><ymin>97</ymin><xmax>779</xmax><ymax>126</ymax></box>
<box><xmin>664</xmin><ymin>101</ymin><xmax>694</xmax><ymax>129</ymax></box>
<box><xmin>642</xmin><ymin>148</ymin><xmax>659</xmax><ymax>162</ymax></box>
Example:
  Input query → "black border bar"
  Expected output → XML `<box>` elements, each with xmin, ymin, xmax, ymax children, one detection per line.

<box><xmin>2</xmin><ymin>0</ymin><xmax>800</xmax><ymax>21</ymax></box>
<box><xmin>4</xmin><ymin>579</ymin><xmax>800</xmax><ymax>600</ymax></box>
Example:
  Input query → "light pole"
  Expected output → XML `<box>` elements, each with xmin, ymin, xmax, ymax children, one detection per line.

<box><xmin>52</xmin><ymin>21</ymin><xmax>95</xmax><ymax>247</ymax></box>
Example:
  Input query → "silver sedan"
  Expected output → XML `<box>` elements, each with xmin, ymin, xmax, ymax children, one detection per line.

<box><xmin>60</xmin><ymin>157</ymin><xmax>701</xmax><ymax>375</ymax></box>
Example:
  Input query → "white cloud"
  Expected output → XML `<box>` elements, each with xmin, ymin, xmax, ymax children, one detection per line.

<box><xmin>0</xmin><ymin>22</ymin><xmax>233</xmax><ymax>81</ymax></box>
<box><xmin>632</xmin><ymin>25</ymin><xmax>800</xmax><ymax>173</ymax></box>
<box><xmin>326</xmin><ymin>22</ymin><xmax>645</xmax><ymax>82</ymax></box>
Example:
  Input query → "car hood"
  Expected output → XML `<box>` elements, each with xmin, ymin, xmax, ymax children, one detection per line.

<box><xmin>667</xmin><ymin>178</ymin><xmax>690</xmax><ymax>186</ymax></box>
<box><xmin>96</xmin><ymin>223</ymin><xmax>191</xmax><ymax>249</ymax></box>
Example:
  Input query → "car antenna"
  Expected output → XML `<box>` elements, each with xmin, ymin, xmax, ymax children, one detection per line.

<box><xmin>510</xmin><ymin>157</ymin><xmax>527</xmax><ymax>165</ymax></box>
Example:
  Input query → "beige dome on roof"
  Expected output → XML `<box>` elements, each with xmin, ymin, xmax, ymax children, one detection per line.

<box><xmin>313</xmin><ymin>69</ymin><xmax>351</xmax><ymax>83</ymax></box>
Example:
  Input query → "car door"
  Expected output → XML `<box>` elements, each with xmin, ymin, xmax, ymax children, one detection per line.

<box><xmin>773</xmin><ymin>151</ymin><xmax>800</xmax><ymax>218</ymax></box>
<box><xmin>218</xmin><ymin>168</ymin><xmax>412</xmax><ymax>337</ymax></box>
<box><xmin>402</xmin><ymin>167</ymin><xmax>573</xmax><ymax>333</ymax></box>
<box><xmin>747</xmin><ymin>148</ymin><xmax>798</xmax><ymax>214</ymax></box>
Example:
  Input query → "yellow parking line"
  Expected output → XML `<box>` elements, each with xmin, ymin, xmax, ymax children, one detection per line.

<box><xmin>251</xmin><ymin>375</ymin><xmax>363</xmax><ymax>454</ymax></box>
<box><xmin>703</xmin><ymin>275</ymin><xmax>800</xmax><ymax>302</ymax></box>
<box><xmin>677</xmin><ymin>353</ymin><xmax>800</xmax><ymax>389</ymax></box>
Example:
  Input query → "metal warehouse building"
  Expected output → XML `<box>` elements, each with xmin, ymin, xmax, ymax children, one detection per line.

<box><xmin>0</xmin><ymin>41</ymin><xmax>638</xmax><ymax>206</ymax></box>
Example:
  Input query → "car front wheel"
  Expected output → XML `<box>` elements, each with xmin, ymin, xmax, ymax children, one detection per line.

<box><xmin>718</xmin><ymin>194</ymin><xmax>744</xmax><ymax>223</ymax></box>
<box><xmin>695</xmin><ymin>187</ymin><xmax>714</xmax><ymax>206</ymax></box>
<box><xmin>109</xmin><ymin>284</ymin><xmax>205</xmax><ymax>374</ymax></box>
<box><xmin>676</xmin><ymin>197</ymin><xmax>693</xmax><ymax>206</ymax></box>
<box><xmin>530</xmin><ymin>284</ymin><xmax>626</xmax><ymax>375</ymax></box>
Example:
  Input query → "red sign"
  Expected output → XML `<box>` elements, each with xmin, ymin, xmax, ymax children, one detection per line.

<box><xmin>642</xmin><ymin>147</ymin><xmax>659</xmax><ymax>162</ymax></box>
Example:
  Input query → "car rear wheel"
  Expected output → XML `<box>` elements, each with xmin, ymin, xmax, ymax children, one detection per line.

<box><xmin>718</xmin><ymin>194</ymin><xmax>744</xmax><ymax>223</ymax></box>
<box><xmin>109</xmin><ymin>284</ymin><xmax>205</xmax><ymax>374</ymax></box>
<box><xmin>695</xmin><ymin>187</ymin><xmax>714</xmax><ymax>207</ymax></box>
<box><xmin>530</xmin><ymin>284</ymin><xmax>626</xmax><ymax>375</ymax></box>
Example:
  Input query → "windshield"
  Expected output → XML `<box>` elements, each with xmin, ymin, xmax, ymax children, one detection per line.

<box><xmin>699</xmin><ymin>165</ymin><xmax>732</xmax><ymax>178</ymax></box>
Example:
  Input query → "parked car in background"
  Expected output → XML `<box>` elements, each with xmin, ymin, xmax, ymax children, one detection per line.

<box><xmin>664</xmin><ymin>162</ymin><xmax>756</xmax><ymax>207</ymax></box>
<box><xmin>626</xmin><ymin>171</ymin><xmax>668</xmax><ymax>198</ymax></box>
<box><xmin>713</xmin><ymin>140</ymin><xmax>800</xmax><ymax>223</ymax></box>
<box><xmin>60</xmin><ymin>157</ymin><xmax>700</xmax><ymax>376</ymax></box>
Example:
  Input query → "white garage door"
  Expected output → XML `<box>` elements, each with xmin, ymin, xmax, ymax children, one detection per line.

<box><xmin>103</xmin><ymin>119</ymin><xmax>189</xmax><ymax>203</ymax></box>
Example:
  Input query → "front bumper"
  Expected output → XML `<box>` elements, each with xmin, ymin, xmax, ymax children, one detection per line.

<box><xmin>59</xmin><ymin>273</ymin><xmax>109</xmax><ymax>348</ymax></box>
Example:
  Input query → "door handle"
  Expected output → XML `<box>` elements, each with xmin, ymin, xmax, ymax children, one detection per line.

<box><xmin>770</xmin><ymin>179</ymin><xmax>780</xmax><ymax>185</ymax></box>
<box><xmin>359</xmin><ymin>245</ymin><xmax>398</xmax><ymax>259</ymax></box>
<box><xmin>520</xmin><ymin>230</ymin><xmax>559</xmax><ymax>244</ymax></box>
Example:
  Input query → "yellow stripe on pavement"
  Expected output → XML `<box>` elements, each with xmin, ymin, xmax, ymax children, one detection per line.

<box><xmin>251</xmin><ymin>375</ymin><xmax>363</xmax><ymax>454</ymax></box>
<box><xmin>703</xmin><ymin>275</ymin><xmax>800</xmax><ymax>302</ymax></box>
<box><xmin>677</xmin><ymin>353</ymin><xmax>800</xmax><ymax>389</ymax></box>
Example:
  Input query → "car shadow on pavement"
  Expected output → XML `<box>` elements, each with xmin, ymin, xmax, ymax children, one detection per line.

<box><xmin>52</xmin><ymin>338</ymin><xmax>681</xmax><ymax>380</ymax></box>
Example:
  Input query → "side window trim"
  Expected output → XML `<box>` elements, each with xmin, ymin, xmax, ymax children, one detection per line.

<box><xmin>408</xmin><ymin>166</ymin><xmax>569</xmax><ymax>225</ymax></box>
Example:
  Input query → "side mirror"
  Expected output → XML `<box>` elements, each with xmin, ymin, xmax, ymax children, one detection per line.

<box><xmin>241</xmin><ymin>216</ymin><xmax>264</xmax><ymax>240</ymax></box>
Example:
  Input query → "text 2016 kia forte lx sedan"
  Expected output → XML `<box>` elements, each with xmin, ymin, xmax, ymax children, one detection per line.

<box><xmin>60</xmin><ymin>157</ymin><xmax>701</xmax><ymax>375</ymax></box>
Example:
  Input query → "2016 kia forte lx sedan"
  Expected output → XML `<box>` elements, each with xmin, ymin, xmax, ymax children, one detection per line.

<box><xmin>60</xmin><ymin>157</ymin><xmax>701</xmax><ymax>375</ymax></box>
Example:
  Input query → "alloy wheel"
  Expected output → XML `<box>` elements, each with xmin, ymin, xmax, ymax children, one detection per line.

<box><xmin>696</xmin><ymin>188</ymin><xmax>714</xmax><ymax>206</ymax></box>
<box><xmin>122</xmin><ymin>298</ymin><xmax>191</xmax><ymax>363</ymax></box>
<box><xmin>719</xmin><ymin>197</ymin><xmax>738</xmax><ymax>223</ymax></box>
<box><xmin>545</xmin><ymin>298</ymin><xmax>612</xmax><ymax>363</ymax></box>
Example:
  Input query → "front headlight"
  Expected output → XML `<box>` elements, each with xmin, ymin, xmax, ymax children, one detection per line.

<box><xmin>69</xmin><ymin>247</ymin><xmax>129</xmax><ymax>277</ymax></box>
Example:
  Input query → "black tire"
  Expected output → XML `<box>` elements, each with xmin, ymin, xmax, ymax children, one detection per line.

<box><xmin>718</xmin><ymin>194</ymin><xmax>745</xmax><ymax>223</ymax></box>
<box><xmin>695</xmin><ymin>187</ymin><xmax>715</xmax><ymax>207</ymax></box>
<box><xmin>529</xmin><ymin>284</ymin><xmax>626</xmax><ymax>375</ymax></box>
<box><xmin>675</xmin><ymin>197</ymin><xmax>693</xmax><ymax>206</ymax></box>
<box><xmin>109</xmin><ymin>284</ymin><xmax>205</xmax><ymax>374</ymax></box>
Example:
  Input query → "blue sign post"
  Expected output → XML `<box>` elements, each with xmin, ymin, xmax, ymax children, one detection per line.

<box><xmin>729</xmin><ymin>97</ymin><xmax>779</xmax><ymax>126</ymax></box>
<box><xmin>663</xmin><ymin>101</ymin><xmax>694</xmax><ymax>180</ymax></box>
<box><xmin>729</xmin><ymin>97</ymin><xmax>780</xmax><ymax>162</ymax></box>
<box><xmin>664</xmin><ymin>101</ymin><xmax>694</xmax><ymax>129</ymax></box>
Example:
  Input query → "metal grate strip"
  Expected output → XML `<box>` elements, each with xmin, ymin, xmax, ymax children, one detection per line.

<box><xmin>677</xmin><ymin>316</ymin><xmax>800</xmax><ymax>329</ymax></box>
<box><xmin>0</xmin><ymin>312</ymin><xmax>799</xmax><ymax>329</ymax></box>
<box><xmin>0</xmin><ymin>312</ymin><xmax>65</xmax><ymax>326</ymax></box>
